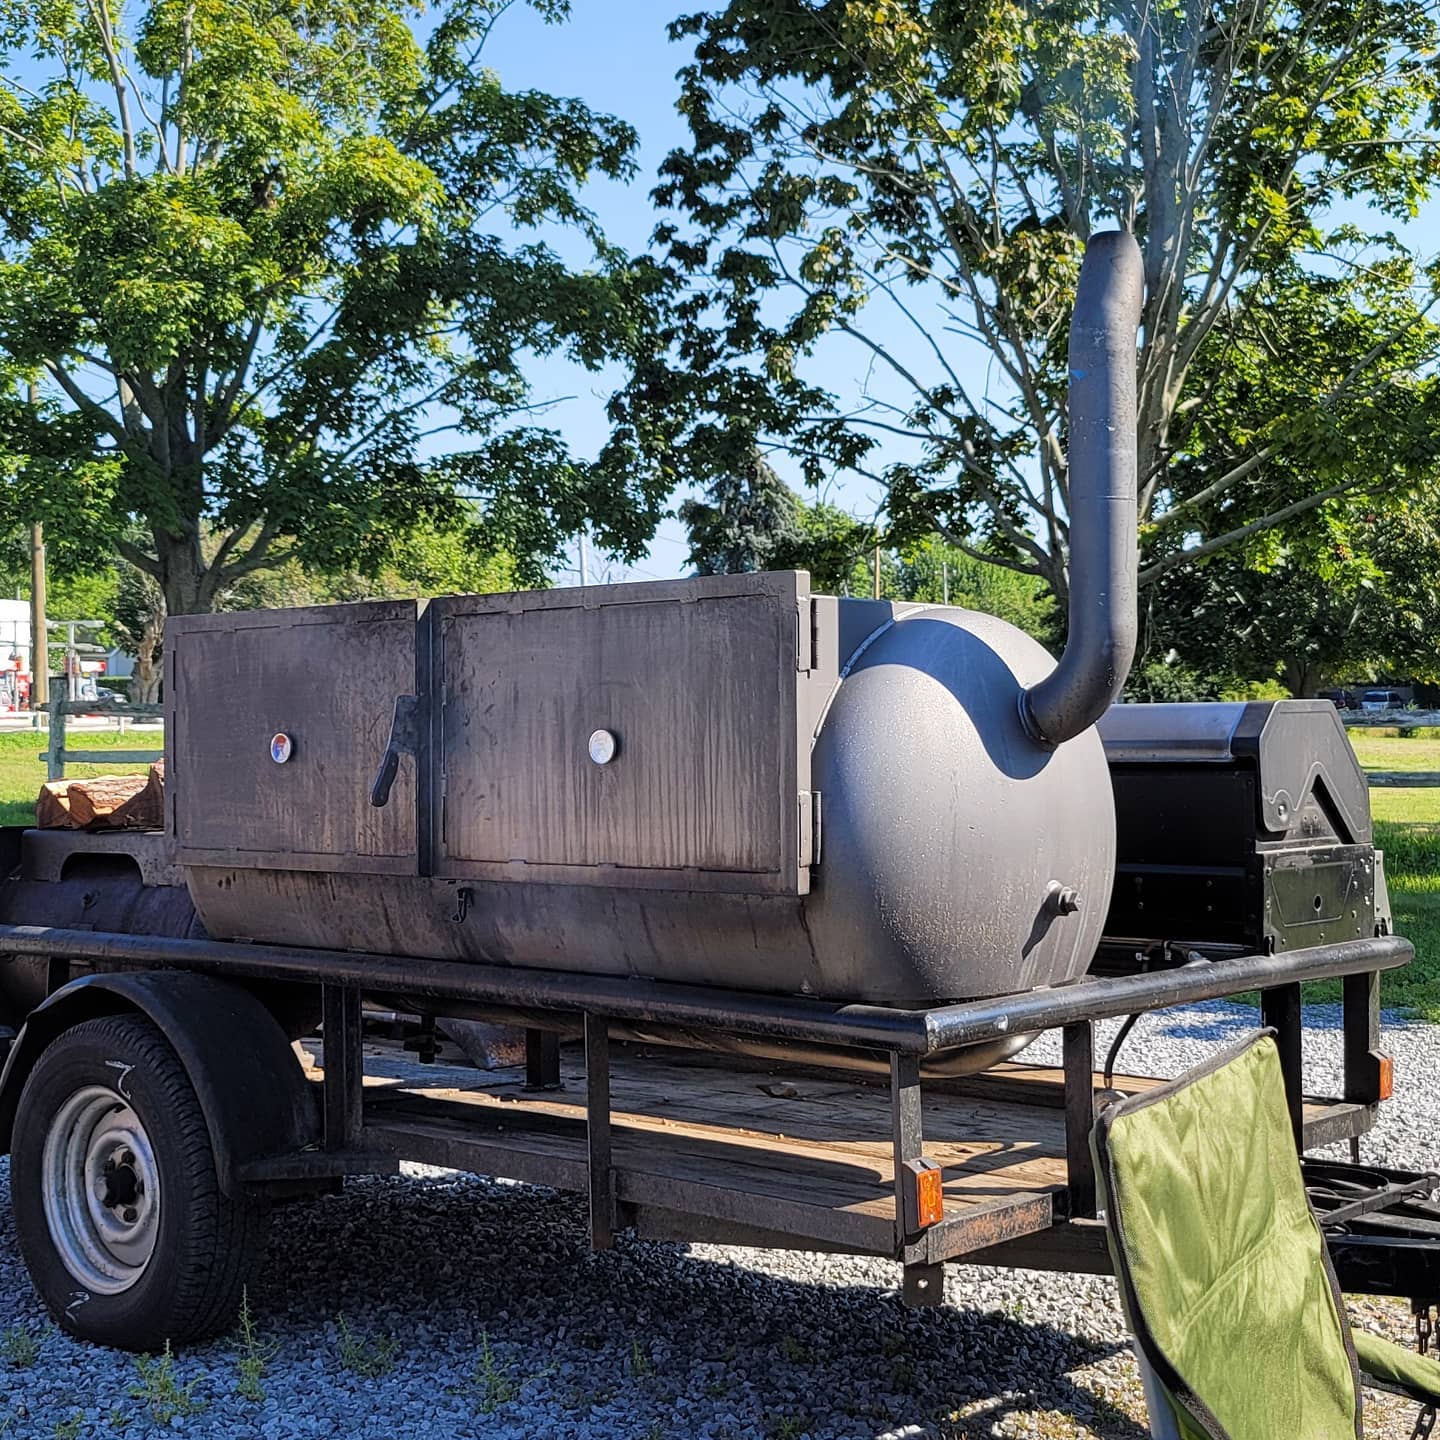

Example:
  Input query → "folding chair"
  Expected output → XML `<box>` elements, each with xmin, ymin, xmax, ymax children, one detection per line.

<box><xmin>1092</xmin><ymin>1030</ymin><xmax>1440</xmax><ymax>1438</ymax></box>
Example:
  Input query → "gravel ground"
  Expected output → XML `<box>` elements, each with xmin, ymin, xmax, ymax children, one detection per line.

<box><xmin>0</xmin><ymin>1001</ymin><xmax>1434</xmax><ymax>1439</ymax></box>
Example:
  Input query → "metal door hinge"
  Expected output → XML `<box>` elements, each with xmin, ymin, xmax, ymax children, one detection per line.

<box><xmin>796</xmin><ymin>597</ymin><xmax>817</xmax><ymax>673</ymax></box>
<box><xmin>798</xmin><ymin>791</ymin><xmax>823</xmax><ymax>868</ymax></box>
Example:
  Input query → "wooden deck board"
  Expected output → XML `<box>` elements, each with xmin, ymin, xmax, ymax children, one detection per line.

<box><xmin>321</xmin><ymin>1038</ymin><xmax>1364</xmax><ymax>1261</ymax></box>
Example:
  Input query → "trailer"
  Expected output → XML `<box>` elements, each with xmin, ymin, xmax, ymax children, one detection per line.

<box><xmin>0</xmin><ymin>230</ymin><xmax>1435</xmax><ymax>1356</ymax></box>
<box><xmin>0</xmin><ymin>806</ymin><xmax>1428</xmax><ymax>1350</ymax></box>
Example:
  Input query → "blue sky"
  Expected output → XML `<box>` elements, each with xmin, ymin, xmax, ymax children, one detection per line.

<box><xmin>485</xmin><ymin>3</ymin><xmax>710</xmax><ymax>583</ymax></box>
<box><xmin>482</xmin><ymin>1</ymin><xmax>942</xmax><ymax>584</ymax></box>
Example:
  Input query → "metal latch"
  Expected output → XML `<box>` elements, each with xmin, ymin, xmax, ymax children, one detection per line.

<box><xmin>370</xmin><ymin>695</ymin><xmax>421</xmax><ymax>809</ymax></box>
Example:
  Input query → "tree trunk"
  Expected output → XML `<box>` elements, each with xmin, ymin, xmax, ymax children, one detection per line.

<box><xmin>130</xmin><ymin>608</ymin><xmax>164</xmax><ymax>705</ymax></box>
<box><xmin>155</xmin><ymin>524</ymin><xmax>211</xmax><ymax>616</ymax></box>
<box><xmin>1281</xmin><ymin>659</ymin><xmax>1326</xmax><ymax>698</ymax></box>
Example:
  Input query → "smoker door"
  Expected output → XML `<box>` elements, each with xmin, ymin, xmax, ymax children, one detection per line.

<box><xmin>430</xmin><ymin>572</ymin><xmax>814</xmax><ymax>894</ymax></box>
<box><xmin>167</xmin><ymin>601</ymin><xmax>421</xmax><ymax>874</ymax></box>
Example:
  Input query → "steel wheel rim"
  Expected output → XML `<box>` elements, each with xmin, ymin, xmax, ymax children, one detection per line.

<box><xmin>41</xmin><ymin>1084</ymin><xmax>160</xmax><ymax>1295</ymax></box>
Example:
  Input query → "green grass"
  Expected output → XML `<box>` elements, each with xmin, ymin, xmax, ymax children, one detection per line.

<box><xmin>1334</xmin><ymin>730</ymin><xmax>1440</xmax><ymax>1018</ymax></box>
<box><xmin>0</xmin><ymin>728</ymin><xmax>161</xmax><ymax>826</ymax></box>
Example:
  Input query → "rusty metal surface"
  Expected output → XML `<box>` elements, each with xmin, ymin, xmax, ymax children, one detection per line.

<box><xmin>177</xmin><ymin>592</ymin><xmax>1119</xmax><ymax>1007</ymax></box>
<box><xmin>19</xmin><ymin>829</ymin><xmax>183</xmax><ymax>888</ymax></box>
<box><xmin>167</xmin><ymin>600</ymin><xmax>421</xmax><ymax>874</ymax></box>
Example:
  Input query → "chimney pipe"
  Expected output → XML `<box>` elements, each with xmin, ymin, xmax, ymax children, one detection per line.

<box><xmin>1021</xmin><ymin>230</ymin><xmax>1143</xmax><ymax>747</ymax></box>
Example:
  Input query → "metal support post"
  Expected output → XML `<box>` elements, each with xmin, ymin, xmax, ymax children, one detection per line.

<box><xmin>1063</xmin><ymin>1021</ymin><xmax>1097</xmax><ymax>1219</ymax></box>
<box><xmin>891</xmin><ymin>1050</ymin><xmax>943</xmax><ymax>1304</ymax></box>
<box><xmin>1261</xmin><ymin>983</ymin><xmax>1304</xmax><ymax>1148</ymax></box>
<box><xmin>525</xmin><ymin>1028</ymin><xmax>562</xmax><ymax>1091</ymax></box>
<box><xmin>584</xmin><ymin>1014</ymin><xmax>614</xmax><ymax>1250</ymax></box>
<box><xmin>1343</xmin><ymin>970</ymin><xmax>1385</xmax><ymax>1103</ymax></box>
<box><xmin>322</xmin><ymin>984</ymin><xmax>364</xmax><ymax>1152</ymax></box>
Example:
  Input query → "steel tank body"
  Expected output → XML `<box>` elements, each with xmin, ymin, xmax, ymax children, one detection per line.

<box><xmin>179</xmin><ymin>595</ymin><xmax>1113</xmax><ymax>1009</ymax></box>
<box><xmin>801</xmin><ymin>605</ymin><xmax>1114</xmax><ymax>1001</ymax></box>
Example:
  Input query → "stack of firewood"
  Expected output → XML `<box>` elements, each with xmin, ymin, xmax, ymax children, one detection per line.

<box><xmin>36</xmin><ymin>760</ymin><xmax>165</xmax><ymax>831</ymax></box>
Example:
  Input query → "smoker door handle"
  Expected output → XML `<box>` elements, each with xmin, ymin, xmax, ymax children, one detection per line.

<box><xmin>369</xmin><ymin>694</ymin><xmax>421</xmax><ymax>809</ymax></box>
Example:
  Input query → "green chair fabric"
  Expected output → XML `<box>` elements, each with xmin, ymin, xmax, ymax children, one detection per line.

<box><xmin>1092</xmin><ymin>1030</ymin><xmax>1440</xmax><ymax>1438</ymax></box>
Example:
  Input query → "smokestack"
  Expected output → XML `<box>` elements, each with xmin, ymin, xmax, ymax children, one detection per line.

<box><xmin>1021</xmin><ymin>230</ymin><xmax>1143</xmax><ymax>747</ymax></box>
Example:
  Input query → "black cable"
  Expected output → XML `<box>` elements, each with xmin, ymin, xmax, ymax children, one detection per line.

<box><xmin>1103</xmin><ymin>1010</ymin><xmax>1141</xmax><ymax>1089</ymax></box>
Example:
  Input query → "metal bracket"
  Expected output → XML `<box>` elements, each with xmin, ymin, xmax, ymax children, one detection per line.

<box><xmin>1260</xmin><ymin>984</ymin><xmax>1304</xmax><ymax>1147</ymax></box>
<box><xmin>1063</xmin><ymin>1021</ymin><xmax>1097</xmax><ymax>1218</ymax></box>
<box><xmin>525</xmin><ymin>1029</ymin><xmax>562</xmax><ymax>1091</ymax></box>
<box><xmin>890</xmin><ymin>1051</ymin><xmax>945</xmax><ymax>1307</ymax></box>
<box><xmin>322</xmin><ymin>984</ymin><xmax>364</xmax><ymax>1153</ymax></box>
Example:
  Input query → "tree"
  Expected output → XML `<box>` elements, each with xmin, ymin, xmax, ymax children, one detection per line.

<box><xmin>632</xmin><ymin>0</ymin><xmax>1440</xmax><ymax>605</ymax></box>
<box><xmin>0</xmin><ymin>0</ymin><xmax>670</xmax><ymax>614</ymax></box>
<box><xmin>111</xmin><ymin>563</ymin><xmax>165</xmax><ymax>703</ymax></box>
<box><xmin>678</xmin><ymin>451</ymin><xmax>804</xmax><ymax>574</ymax></box>
<box><xmin>895</xmin><ymin>535</ymin><xmax>1056</xmax><ymax>642</ymax></box>
<box><xmin>1145</xmin><ymin>495</ymin><xmax>1440</xmax><ymax>696</ymax></box>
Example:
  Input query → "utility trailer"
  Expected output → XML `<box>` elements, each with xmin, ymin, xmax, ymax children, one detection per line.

<box><xmin>0</xmin><ymin>805</ymin><xmax>1428</xmax><ymax>1349</ymax></box>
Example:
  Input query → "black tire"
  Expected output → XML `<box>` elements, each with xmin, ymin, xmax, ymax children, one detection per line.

<box><xmin>10</xmin><ymin>1014</ymin><xmax>268</xmax><ymax>1350</ymax></box>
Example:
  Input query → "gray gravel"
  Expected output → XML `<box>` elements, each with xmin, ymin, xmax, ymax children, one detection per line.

<box><xmin>0</xmin><ymin>1001</ymin><xmax>1433</xmax><ymax>1438</ymax></box>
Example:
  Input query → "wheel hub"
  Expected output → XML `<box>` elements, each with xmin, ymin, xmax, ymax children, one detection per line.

<box><xmin>42</xmin><ymin>1085</ymin><xmax>160</xmax><ymax>1294</ymax></box>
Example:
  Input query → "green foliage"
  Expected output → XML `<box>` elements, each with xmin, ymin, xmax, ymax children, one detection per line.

<box><xmin>894</xmin><ymin>536</ymin><xmax>1055</xmax><ymax>643</ymax></box>
<box><xmin>1144</xmin><ymin>492</ymin><xmax>1440</xmax><ymax>695</ymax></box>
<box><xmin>233</xmin><ymin>1290</ymin><xmax>277</xmax><ymax>1404</ymax></box>
<box><xmin>0</xmin><ymin>1325</ymin><xmax>39</xmax><ymax>1368</ymax></box>
<box><xmin>679</xmin><ymin>451</ymin><xmax>804</xmax><ymax>576</ymax></box>
<box><xmin>630</xmin><ymin>0</ymin><xmax>1440</xmax><ymax>607</ymax></box>
<box><xmin>130</xmin><ymin>1343</ymin><xmax>205</xmax><ymax>1424</ymax></box>
<box><xmin>1123</xmin><ymin>657</ymin><xmax>1224</xmax><ymax>704</ymax></box>
<box><xmin>0</xmin><ymin>0</ymin><xmax>670</xmax><ymax>613</ymax></box>
<box><xmin>461</xmin><ymin>1330</ymin><xmax>517</xmax><ymax>1414</ymax></box>
<box><xmin>335</xmin><ymin>1313</ymin><xmax>398</xmax><ymax>1378</ymax></box>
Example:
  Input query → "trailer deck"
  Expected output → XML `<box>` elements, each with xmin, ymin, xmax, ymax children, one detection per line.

<box><xmin>308</xmin><ymin>1033</ymin><xmax>1380</xmax><ymax>1277</ymax></box>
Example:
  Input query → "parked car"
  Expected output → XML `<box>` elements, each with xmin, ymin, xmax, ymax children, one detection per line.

<box><xmin>1318</xmin><ymin>688</ymin><xmax>1358</xmax><ymax>710</ymax></box>
<box><xmin>1360</xmin><ymin>689</ymin><xmax>1408</xmax><ymax>713</ymax></box>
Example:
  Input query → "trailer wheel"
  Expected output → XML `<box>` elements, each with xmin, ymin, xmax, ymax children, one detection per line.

<box><xmin>10</xmin><ymin>1014</ymin><xmax>268</xmax><ymax>1350</ymax></box>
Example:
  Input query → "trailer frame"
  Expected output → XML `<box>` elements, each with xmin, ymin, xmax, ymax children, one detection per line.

<box><xmin>0</xmin><ymin>923</ymin><xmax>1412</xmax><ymax>1304</ymax></box>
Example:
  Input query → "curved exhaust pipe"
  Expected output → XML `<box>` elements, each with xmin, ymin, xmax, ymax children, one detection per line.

<box><xmin>1022</xmin><ymin>230</ymin><xmax>1144</xmax><ymax>747</ymax></box>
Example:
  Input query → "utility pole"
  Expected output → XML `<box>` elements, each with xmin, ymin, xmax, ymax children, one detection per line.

<box><xmin>942</xmin><ymin>561</ymin><xmax>950</xmax><ymax>606</ymax></box>
<box><xmin>26</xmin><ymin>382</ymin><xmax>47</xmax><ymax>724</ymax></box>
<box><xmin>872</xmin><ymin>544</ymin><xmax>881</xmax><ymax>600</ymax></box>
<box><xmin>579</xmin><ymin>530</ymin><xmax>590</xmax><ymax>586</ymax></box>
<box><xmin>29</xmin><ymin>523</ymin><xmax>47</xmax><ymax>719</ymax></box>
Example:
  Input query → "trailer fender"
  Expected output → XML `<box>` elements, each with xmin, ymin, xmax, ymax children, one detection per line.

<box><xmin>0</xmin><ymin>971</ymin><xmax>317</xmax><ymax>1194</ymax></box>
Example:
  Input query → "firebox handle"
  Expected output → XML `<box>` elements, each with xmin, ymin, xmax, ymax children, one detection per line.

<box><xmin>370</xmin><ymin>694</ymin><xmax>421</xmax><ymax>809</ymax></box>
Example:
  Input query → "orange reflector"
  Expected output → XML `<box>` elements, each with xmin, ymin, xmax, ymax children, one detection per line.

<box><xmin>915</xmin><ymin>1163</ymin><xmax>946</xmax><ymax>1228</ymax></box>
<box><xmin>1378</xmin><ymin>1053</ymin><xmax>1394</xmax><ymax>1101</ymax></box>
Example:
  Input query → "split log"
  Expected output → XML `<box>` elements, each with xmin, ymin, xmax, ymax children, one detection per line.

<box><xmin>35</xmin><ymin>761</ymin><xmax>165</xmax><ymax>831</ymax></box>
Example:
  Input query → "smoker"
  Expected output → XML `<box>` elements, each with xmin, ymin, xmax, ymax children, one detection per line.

<box><xmin>1097</xmin><ymin>699</ymin><xmax>1387</xmax><ymax>965</ymax></box>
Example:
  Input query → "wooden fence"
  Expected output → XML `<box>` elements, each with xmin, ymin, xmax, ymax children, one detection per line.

<box><xmin>39</xmin><ymin>695</ymin><xmax>164</xmax><ymax>781</ymax></box>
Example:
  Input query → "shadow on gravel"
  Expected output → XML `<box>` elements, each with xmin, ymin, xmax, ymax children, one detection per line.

<box><xmin>236</xmin><ymin>1170</ymin><xmax>1148</xmax><ymax>1439</ymax></box>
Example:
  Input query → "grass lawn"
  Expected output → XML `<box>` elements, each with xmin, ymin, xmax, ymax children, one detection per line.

<box><xmin>1302</xmin><ymin>729</ymin><xmax>1440</xmax><ymax>1017</ymax></box>
<box><xmin>0</xmin><ymin>728</ymin><xmax>161</xmax><ymax>827</ymax></box>
<box><xmin>0</xmin><ymin>722</ymin><xmax>1434</xmax><ymax>1014</ymax></box>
